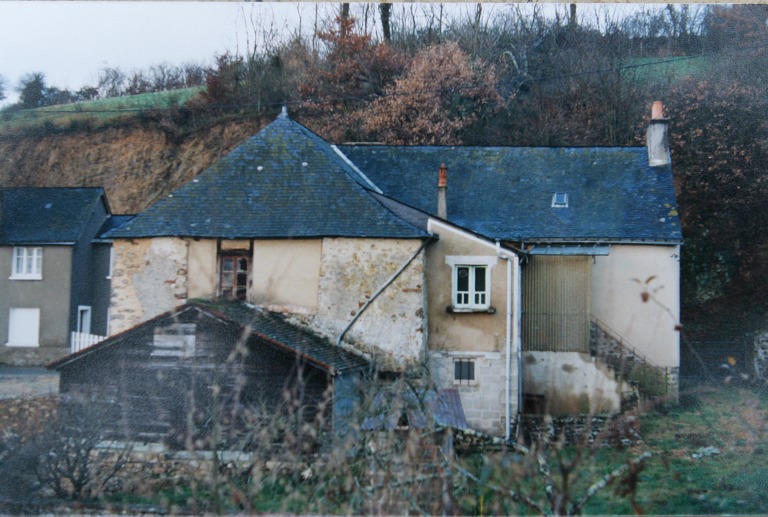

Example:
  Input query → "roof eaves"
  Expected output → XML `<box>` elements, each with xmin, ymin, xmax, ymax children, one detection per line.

<box><xmin>47</xmin><ymin>304</ymin><xmax>201</xmax><ymax>369</ymax></box>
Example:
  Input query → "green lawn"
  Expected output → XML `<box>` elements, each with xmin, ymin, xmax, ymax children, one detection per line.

<box><xmin>624</xmin><ymin>55</ymin><xmax>713</xmax><ymax>84</ymax></box>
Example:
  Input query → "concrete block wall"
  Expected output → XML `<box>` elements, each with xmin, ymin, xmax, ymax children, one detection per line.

<box><xmin>429</xmin><ymin>351</ymin><xmax>518</xmax><ymax>436</ymax></box>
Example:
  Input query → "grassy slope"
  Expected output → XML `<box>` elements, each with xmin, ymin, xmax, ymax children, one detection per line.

<box><xmin>585</xmin><ymin>383</ymin><xmax>768</xmax><ymax>515</ymax></box>
<box><xmin>0</xmin><ymin>87</ymin><xmax>202</xmax><ymax>134</ymax></box>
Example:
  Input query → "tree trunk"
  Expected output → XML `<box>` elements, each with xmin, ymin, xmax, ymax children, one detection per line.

<box><xmin>380</xmin><ymin>3</ymin><xmax>392</xmax><ymax>42</ymax></box>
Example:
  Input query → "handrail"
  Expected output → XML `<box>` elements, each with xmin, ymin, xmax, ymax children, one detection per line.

<box><xmin>590</xmin><ymin>316</ymin><xmax>665</xmax><ymax>371</ymax></box>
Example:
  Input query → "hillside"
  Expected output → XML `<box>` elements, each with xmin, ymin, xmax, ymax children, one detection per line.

<box><xmin>0</xmin><ymin>117</ymin><xmax>261</xmax><ymax>214</ymax></box>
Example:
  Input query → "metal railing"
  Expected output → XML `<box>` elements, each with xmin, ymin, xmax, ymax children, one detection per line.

<box><xmin>590</xmin><ymin>317</ymin><xmax>672</xmax><ymax>400</ymax></box>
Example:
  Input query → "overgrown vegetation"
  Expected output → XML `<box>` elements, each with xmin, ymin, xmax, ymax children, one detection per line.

<box><xmin>0</xmin><ymin>380</ymin><xmax>765</xmax><ymax>515</ymax></box>
<box><xmin>0</xmin><ymin>3</ymin><xmax>766</xmax><ymax>345</ymax></box>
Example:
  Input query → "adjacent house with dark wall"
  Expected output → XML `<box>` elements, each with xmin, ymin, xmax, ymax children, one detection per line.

<box><xmin>54</xmin><ymin>102</ymin><xmax>681</xmax><ymax>439</ymax></box>
<box><xmin>0</xmin><ymin>188</ymin><xmax>114</xmax><ymax>365</ymax></box>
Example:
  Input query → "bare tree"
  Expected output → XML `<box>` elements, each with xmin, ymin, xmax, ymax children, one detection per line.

<box><xmin>97</xmin><ymin>66</ymin><xmax>126</xmax><ymax>98</ymax></box>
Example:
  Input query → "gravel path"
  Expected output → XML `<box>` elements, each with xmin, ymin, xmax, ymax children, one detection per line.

<box><xmin>0</xmin><ymin>367</ymin><xmax>59</xmax><ymax>399</ymax></box>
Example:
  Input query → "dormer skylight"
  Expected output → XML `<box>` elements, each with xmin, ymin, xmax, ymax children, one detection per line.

<box><xmin>552</xmin><ymin>192</ymin><xmax>569</xmax><ymax>208</ymax></box>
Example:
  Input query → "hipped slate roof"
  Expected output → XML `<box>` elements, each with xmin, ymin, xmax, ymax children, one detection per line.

<box><xmin>338</xmin><ymin>146</ymin><xmax>682</xmax><ymax>243</ymax></box>
<box><xmin>50</xmin><ymin>300</ymin><xmax>368</xmax><ymax>375</ymax></box>
<box><xmin>107</xmin><ymin>111</ymin><xmax>427</xmax><ymax>240</ymax></box>
<box><xmin>0</xmin><ymin>187</ymin><xmax>107</xmax><ymax>245</ymax></box>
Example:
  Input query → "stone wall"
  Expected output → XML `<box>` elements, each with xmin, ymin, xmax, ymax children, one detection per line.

<box><xmin>110</xmin><ymin>238</ymin><xmax>189</xmax><ymax>334</ymax></box>
<box><xmin>521</xmin><ymin>412</ymin><xmax>642</xmax><ymax>447</ymax></box>
<box><xmin>315</xmin><ymin>238</ymin><xmax>427</xmax><ymax>369</ymax></box>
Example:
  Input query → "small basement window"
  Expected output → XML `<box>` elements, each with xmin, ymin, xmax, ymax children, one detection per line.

<box><xmin>453</xmin><ymin>358</ymin><xmax>477</xmax><ymax>385</ymax></box>
<box><xmin>552</xmin><ymin>192</ymin><xmax>569</xmax><ymax>208</ymax></box>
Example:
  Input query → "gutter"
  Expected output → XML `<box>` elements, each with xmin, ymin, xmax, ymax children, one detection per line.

<box><xmin>337</xmin><ymin>234</ymin><xmax>436</xmax><ymax>347</ymax></box>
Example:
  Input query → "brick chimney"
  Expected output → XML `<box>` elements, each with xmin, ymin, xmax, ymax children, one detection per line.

<box><xmin>646</xmin><ymin>100</ymin><xmax>670</xmax><ymax>167</ymax></box>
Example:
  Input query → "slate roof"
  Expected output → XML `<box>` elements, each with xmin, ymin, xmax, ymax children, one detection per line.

<box><xmin>0</xmin><ymin>187</ymin><xmax>107</xmax><ymax>245</ymax></box>
<box><xmin>338</xmin><ymin>145</ymin><xmax>682</xmax><ymax>243</ymax></box>
<box><xmin>107</xmin><ymin>111</ymin><xmax>427</xmax><ymax>240</ymax></box>
<box><xmin>50</xmin><ymin>300</ymin><xmax>369</xmax><ymax>375</ymax></box>
<box><xmin>194</xmin><ymin>299</ymin><xmax>369</xmax><ymax>375</ymax></box>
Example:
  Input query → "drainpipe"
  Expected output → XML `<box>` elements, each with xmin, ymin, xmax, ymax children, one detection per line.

<box><xmin>514</xmin><ymin>254</ymin><xmax>523</xmax><ymax>440</ymax></box>
<box><xmin>497</xmin><ymin>240</ymin><xmax>524</xmax><ymax>442</ymax></box>
<box><xmin>336</xmin><ymin>235</ymin><xmax>436</xmax><ymax>348</ymax></box>
<box><xmin>497</xmin><ymin>240</ymin><xmax>513</xmax><ymax>441</ymax></box>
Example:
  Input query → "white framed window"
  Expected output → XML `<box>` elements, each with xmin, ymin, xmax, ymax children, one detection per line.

<box><xmin>10</xmin><ymin>247</ymin><xmax>42</xmax><ymax>280</ymax></box>
<box><xmin>7</xmin><ymin>308</ymin><xmax>40</xmax><ymax>347</ymax></box>
<box><xmin>453</xmin><ymin>358</ymin><xmax>477</xmax><ymax>385</ymax></box>
<box><xmin>445</xmin><ymin>256</ymin><xmax>496</xmax><ymax>311</ymax></box>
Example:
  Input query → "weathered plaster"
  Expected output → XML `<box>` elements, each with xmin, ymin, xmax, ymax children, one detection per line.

<box><xmin>522</xmin><ymin>351</ymin><xmax>622</xmax><ymax>415</ymax></box>
<box><xmin>251</xmin><ymin>239</ymin><xmax>321</xmax><ymax>312</ymax></box>
<box><xmin>425</xmin><ymin>222</ymin><xmax>510</xmax><ymax>353</ymax></box>
<box><xmin>187</xmin><ymin>239</ymin><xmax>217</xmax><ymax>299</ymax></box>
<box><xmin>316</xmin><ymin>238</ymin><xmax>427</xmax><ymax>368</ymax></box>
<box><xmin>591</xmin><ymin>244</ymin><xmax>680</xmax><ymax>368</ymax></box>
<box><xmin>110</xmin><ymin>238</ymin><xmax>188</xmax><ymax>334</ymax></box>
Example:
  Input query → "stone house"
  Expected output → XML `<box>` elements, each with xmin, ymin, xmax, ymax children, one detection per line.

<box><xmin>59</xmin><ymin>103</ymin><xmax>681</xmax><ymax>438</ymax></box>
<box><xmin>0</xmin><ymin>188</ymin><xmax>116</xmax><ymax>365</ymax></box>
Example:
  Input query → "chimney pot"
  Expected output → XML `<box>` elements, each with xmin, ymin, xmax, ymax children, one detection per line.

<box><xmin>647</xmin><ymin>100</ymin><xmax>670</xmax><ymax>167</ymax></box>
<box><xmin>651</xmin><ymin>101</ymin><xmax>664</xmax><ymax>120</ymax></box>
<box><xmin>437</xmin><ymin>164</ymin><xmax>448</xmax><ymax>219</ymax></box>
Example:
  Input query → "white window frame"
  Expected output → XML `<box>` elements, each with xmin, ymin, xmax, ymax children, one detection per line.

<box><xmin>445</xmin><ymin>256</ymin><xmax>496</xmax><ymax>311</ymax></box>
<box><xmin>10</xmin><ymin>247</ymin><xmax>43</xmax><ymax>280</ymax></box>
<box><xmin>76</xmin><ymin>305</ymin><xmax>92</xmax><ymax>335</ymax></box>
<box><xmin>7</xmin><ymin>308</ymin><xmax>40</xmax><ymax>347</ymax></box>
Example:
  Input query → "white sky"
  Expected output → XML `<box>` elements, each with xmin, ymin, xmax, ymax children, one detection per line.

<box><xmin>0</xmin><ymin>2</ymin><xmax>652</xmax><ymax>105</ymax></box>
<box><xmin>0</xmin><ymin>1</ymin><xmax>323</xmax><ymax>104</ymax></box>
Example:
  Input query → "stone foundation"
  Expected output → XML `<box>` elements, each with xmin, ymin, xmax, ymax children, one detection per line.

<box><xmin>0</xmin><ymin>345</ymin><xmax>69</xmax><ymax>367</ymax></box>
<box><xmin>521</xmin><ymin>412</ymin><xmax>642</xmax><ymax>447</ymax></box>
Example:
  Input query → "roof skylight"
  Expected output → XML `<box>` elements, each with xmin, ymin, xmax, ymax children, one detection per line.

<box><xmin>552</xmin><ymin>192</ymin><xmax>569</xmax><ymax>208</ymax></box>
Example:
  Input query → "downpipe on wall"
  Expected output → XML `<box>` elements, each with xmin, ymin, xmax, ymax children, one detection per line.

<box><xmin>336</xmin><ymin>234</ymin><xmax>437</xmax><ymax>348</ymax></box>
<box><xmin>497</xmin><ymin>240</ymin><xmax>524</xmax><ymax>442</ymax></box>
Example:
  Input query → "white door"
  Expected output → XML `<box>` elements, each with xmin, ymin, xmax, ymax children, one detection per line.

<box><xmin>8</xmin><ymin>308</ymin><xmax>40</xmax><ymax>347</ymax></box>
<box><xmin>77</xmin><ymin>306</ymin><xmax>92</xmax><ymax>335</ymax></box>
